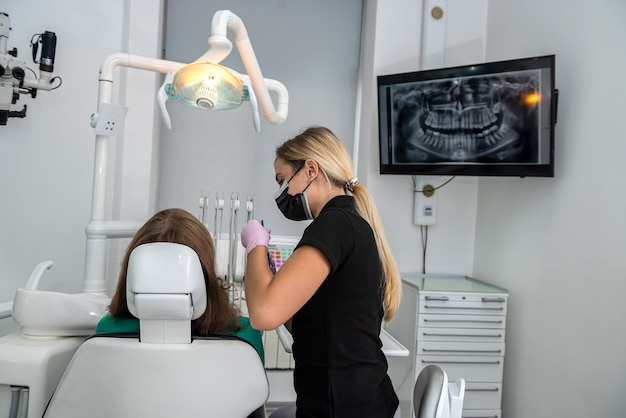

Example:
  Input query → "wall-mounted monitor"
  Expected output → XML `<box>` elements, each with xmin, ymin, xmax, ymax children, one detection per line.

<box><xmin>377</xmin><ymin>55</ymin><xmax>557</xmax><ymax>177</ymax></box>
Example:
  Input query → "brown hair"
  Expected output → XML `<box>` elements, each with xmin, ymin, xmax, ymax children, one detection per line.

<box><xmin>276</xmin><ymin>126</ymin><xmax>401</xmax><ymax>321</ymax></box>
<box><xmin>108</xmin><ymin>208</ymin><xmax>240</xmax><ymax>334</ymax></box>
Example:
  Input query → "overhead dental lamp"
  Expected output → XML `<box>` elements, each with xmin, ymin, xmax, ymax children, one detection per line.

<box><xmin>158</xmin><ymin>62</ymin><xmax>261</xmax><ymax>131</ymax></box>
<box><xmin>155</xmin><ymin>9</ymin><xmax>288</xmax><ymax>132</ymax></box>
<box><xmin>165</xmin><ymin>63</ymin><xmax>250</xmax><ymax>111</ymax></box>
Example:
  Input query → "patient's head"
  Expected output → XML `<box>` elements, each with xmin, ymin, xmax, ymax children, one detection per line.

<box><xmin>108</xmin><ymin>208</ymin><xmax>241</xmax><ymax>334</ymax></box>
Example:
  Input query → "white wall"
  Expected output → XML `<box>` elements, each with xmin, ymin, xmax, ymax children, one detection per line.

<box><xmin>0</xmin><ymin>0</ymin><xmax>126</xmax><ymax>312</ymax></box>
<box><xmin>0</xmin><ymin>0</ymin><xmax>164</xmax><ymax>330</ymax></box>
<box><xmin>474</xmin><ymin>0</ymin><xmax>626</xmax><ymax>416</ymax></box>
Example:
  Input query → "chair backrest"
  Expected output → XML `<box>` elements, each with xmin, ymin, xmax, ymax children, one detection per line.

<box><xmin>126</xmin><ymin>242</ymin><xmax>207</xmax><ymax>343</ymax></box>
<box><xmin>43</xmin><ymin>243</ymin><xmax>269</xmax><ymax>418</ymax></box>
<box><xmin>413</xmin><ymin>365</ymin><xmax>465</xmax><ymax>418</ymax></box>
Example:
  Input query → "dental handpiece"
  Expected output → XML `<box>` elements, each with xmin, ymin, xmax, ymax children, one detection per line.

<box><xmin>246</xmin><ymin>196</ymin><xmax>255</xmax><ymax>222</ymax></box>
<box><xmin>261</xmin><ymin>220</ymin><xmax>277</xmax><ymax>274</ymax></box>
<box><xmin>214</xmin><ymin>193</ymin><xmax>224</xmax><ymax>246</ymax></box>
<box><xmin>199</xmin><ymin>192</ymin><xmax>209</xmax><ymax>227</ymax></box>
<box><xmin>227</xmin><ymin>194</ymin><xmax>239</xmax><ymax>304</ymax></box>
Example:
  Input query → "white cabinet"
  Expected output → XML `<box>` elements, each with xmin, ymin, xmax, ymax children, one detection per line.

<box><xmin>385</xmin><ymin>274</ymin><xmax>508</xmax><ymax>418</ymax></box>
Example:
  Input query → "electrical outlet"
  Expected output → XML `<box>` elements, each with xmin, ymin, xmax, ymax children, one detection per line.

<box><xmin>414</xmin><ymin>180</ymin><xmax>437</xmax><ymax>225</ymax></box>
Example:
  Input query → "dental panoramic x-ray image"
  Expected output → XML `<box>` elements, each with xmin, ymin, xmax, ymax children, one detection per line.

<box><xmin>390</xmin><ymin>69</ymin><xmax>542</xmax><ymax>164</ymax></box>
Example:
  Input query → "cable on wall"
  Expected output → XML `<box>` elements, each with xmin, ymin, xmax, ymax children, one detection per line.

<box><xmin>412</xmin><ymin>175</ymin><xmax>456</xmax><ymax>194</ymax></box>
<box><xmin>411</xmin><ymin>176</ymin><xmax>456</xmax><ymax>274</ymax></box>
<box><xmin>420</xmin><ymin>225</ymin><xmax>428</xmax><ymax>274</ymax></box>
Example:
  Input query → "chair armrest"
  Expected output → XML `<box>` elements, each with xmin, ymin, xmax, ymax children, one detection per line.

<box><xmin>448</xmin><ymin>378</ymin><xmax>466</xmax><ymax>418</ymax></box>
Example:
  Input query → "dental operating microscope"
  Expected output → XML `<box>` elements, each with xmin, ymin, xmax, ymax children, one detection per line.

<box><xmin>0</xmin><ymin>12</ymin><xmax>60</xmax><ymax>125</ymax></box>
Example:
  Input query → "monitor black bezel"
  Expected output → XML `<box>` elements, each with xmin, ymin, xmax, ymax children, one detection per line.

<box><xmin>377</xmin><ymin>55</ymin><xmax>557</xmax><ymax>178</ymax></box>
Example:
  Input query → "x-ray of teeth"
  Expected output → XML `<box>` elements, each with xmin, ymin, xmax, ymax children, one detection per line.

<box><xmin>390</xmin><ymin>69</ymin><xmax>543</xmax><ymax>164</ymax></box>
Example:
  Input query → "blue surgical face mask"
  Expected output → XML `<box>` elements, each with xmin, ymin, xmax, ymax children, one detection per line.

<box><xmin>274</xmin><ymin>166</ymin><xmax>314</xmax><ymax>221</ymax></box>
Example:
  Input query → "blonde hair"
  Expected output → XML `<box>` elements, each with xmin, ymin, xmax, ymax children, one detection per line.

<box><xmin>276</xmin><ymin>126</ymin><xmax>401</xmax><ymax>320</ymax></box>
<box><xmin>108</xmin><ymin>208</ymin><xmax>241</xmax><ymax>334</ymax></box>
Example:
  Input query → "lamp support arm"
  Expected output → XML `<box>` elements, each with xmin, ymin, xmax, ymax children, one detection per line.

<box><xmin>85</xmin><ymin>53</ymin><xmax>186</xmax><ymax>293</ymax></box>
<box><xmin>197</xmin><ymin>10</ymin><xmax>288</xmax><ymax>125</ymax></box>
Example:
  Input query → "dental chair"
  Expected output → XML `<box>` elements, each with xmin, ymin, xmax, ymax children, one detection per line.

<box><xmin>413</xmin><ymin>365</ymin><xmax>465</xmax><ymax>418</ymax></box>
<box><xmin>43</xmin><ymin>242</ymin><xmax>269</xmax><ymax>418</ymax></box>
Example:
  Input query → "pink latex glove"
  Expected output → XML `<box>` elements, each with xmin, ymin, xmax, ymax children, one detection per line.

<box><xmin>241</xmin><ymin>220</ymin><xmax>271</xmax><ymax>255</ymax></box>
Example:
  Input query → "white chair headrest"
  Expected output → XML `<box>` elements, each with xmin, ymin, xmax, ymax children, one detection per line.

<box><xmin>126</xmin><ymin>242</ymin><xmax>207</xmax><ymax>321</ymax></box>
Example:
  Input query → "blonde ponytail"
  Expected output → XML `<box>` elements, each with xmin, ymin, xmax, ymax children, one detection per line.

<box><xmin>352</xmin><ymin>184</ymin><xmax>401</xmax><ymax>321</ymax></box>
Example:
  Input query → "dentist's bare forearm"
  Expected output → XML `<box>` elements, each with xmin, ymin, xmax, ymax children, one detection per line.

<box><xmin>244</xmin><ymin>246</ymin><xmax>275</xmax><ymax>330</ymax></box>
<box><xmin>245</xmin><ymin>245</ymin><xmax>330</xmax><ymax>331</ymax></box>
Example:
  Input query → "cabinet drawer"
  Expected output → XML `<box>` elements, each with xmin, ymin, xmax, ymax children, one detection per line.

<box><xmin>463</xmin><ymin>382</ymin><xmax>502</xmax><ymax>410</ymax></box>
<box><xmin>417</xmin><ymin>341</ymin><xmax>505</xmax><ymax>356</ymax></box>
<box><xmin>416</xmin><ymin>355</ymin><xmax>503</xmax><ymax>382</ymax></box>
<box><xmin>462</xmin><ymin>410</ymin><xmax>501</xmax><ymax>418</ymax></box>
<box><xmin>419</xmin><ymin>327</ymin><xmax>505</xmax><ymax>343</ymax></box>
<box><xmin>419</xmin><ymin>314</ymin><xmax>506</xmax><ymax>329</ymax></box>
<box><xmin>419</xmin><ymin>295</ymin><xmax>507</xmax><ymax>316</ymax></box>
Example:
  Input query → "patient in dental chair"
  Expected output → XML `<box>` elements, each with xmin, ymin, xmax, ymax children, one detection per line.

<box><xmin>95</xmin><ymin>208</ymin><xmax>264</xmax><ymax>362</ymax></box>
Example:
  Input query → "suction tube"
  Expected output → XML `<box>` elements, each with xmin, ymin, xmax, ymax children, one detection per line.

<box><xmin>18</xmin><ymin>388</ymin><xmax>29</xmax><ymax>418</ymax></box>
<box><xmin>9</xmin><ymin>386</ymin><xmax>20</xmax><ymax>418</ymax></box>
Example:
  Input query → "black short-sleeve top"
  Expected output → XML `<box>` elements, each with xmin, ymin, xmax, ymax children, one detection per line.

<box><xmin>291</xmin><ymin>195</ymin><xmax>398</xmax><ymax>417</ymax></box>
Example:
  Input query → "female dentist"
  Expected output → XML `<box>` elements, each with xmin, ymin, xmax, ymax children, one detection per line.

<box><xmin>241</xmin><ymin>126</ymin><xmax>402</xmax><ymax>417</ymax></box>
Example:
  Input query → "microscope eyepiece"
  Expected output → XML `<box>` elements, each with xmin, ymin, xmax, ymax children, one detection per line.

<box><xmin>12</xmin><ymin>67</ymin><xmax>25</xmax><ymax>80</ymax></box>
<box><xmin>39</xmin><ymin>31</ymin><xmax>57</xmax><ymax>72</ymax></box>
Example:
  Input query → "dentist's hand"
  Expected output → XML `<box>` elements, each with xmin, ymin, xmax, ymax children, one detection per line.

<box><xmin>241</xmin><ymin>220</ymin><xmax>271</xmax><ymax>255</ymax></box>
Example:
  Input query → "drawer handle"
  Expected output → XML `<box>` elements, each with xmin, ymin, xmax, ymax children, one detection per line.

<box><xmin>482</xmin><ymin>297</ymin><xmax>506</xmax><ymax>303</ymax></box>
<box><xmin>422</xmin><ymin>332</ymin><xmax>502</xmax><ymax>338</ymax></box>
<box><xmin>466</xmin><ymin>387</ymin><xmax>500</xmax><ymax>392</ymax></box>
<box><xmin>422</xmin><ymin>348</ymin><xmax>502</xmax><ymax>354</ymax></box>
<box><xmin>424</xmin><ymin>296</ymin><xmax>449</xmax><ymax>301</ymax></box>
<box><xmin>421</xmin><ymin>359</ymin><xmax>501</xmax><ymax>365</ymax></box>
<box><xmin>424</xmin><ymin>318</ymin><xmax>503</xmax><ymax>324</ymax></box>
<box><xmin>424</xmin><ymin>305</ymin><xmax>504</xmax><ymax>311</ymax></box>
